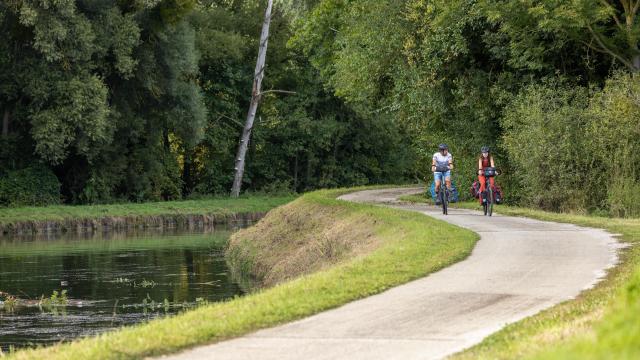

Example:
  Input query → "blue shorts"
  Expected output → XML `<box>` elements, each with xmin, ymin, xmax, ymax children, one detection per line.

<box><xmin>434</xmin><ymin>170</ymin><xmax>451</xmax><ymax>182</ymax></box>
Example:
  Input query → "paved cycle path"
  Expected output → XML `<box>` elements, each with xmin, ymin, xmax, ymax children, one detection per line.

<box><xmin>161</xmin><ymin>187</ymin><xmax>620</xmax><ymax>360</ymax></box>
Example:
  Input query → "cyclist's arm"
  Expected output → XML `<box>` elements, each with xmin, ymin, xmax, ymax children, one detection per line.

<box><xmin>431</xmin><ymin>157</ymin><xmax>436</xmax><ymax>172</ymax></box>
<box><xmin>448</xmin><ymin>156</ymin><xmax>453</xmax><ymax>170</ymax></box>
<box><xmin>490</xmin><ymin>156</ymin><xmax>495</xmax><ymax>168</ymax></box>
<box><xmin>478</xmin><ymin>158</ymin><xmax>483</xmax><ymax>175</ymax></box>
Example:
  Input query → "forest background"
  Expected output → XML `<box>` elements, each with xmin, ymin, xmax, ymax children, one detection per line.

<box><xmin>1</xmin><ymin>0</ymin><xmax>639</xmax><ymax>218</ymax></box>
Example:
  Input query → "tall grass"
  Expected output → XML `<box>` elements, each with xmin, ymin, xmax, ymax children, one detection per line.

<box><xmin>501</xmin><ymin>72</ymin><xmax>640</xmax><ymax>217</ymax></box>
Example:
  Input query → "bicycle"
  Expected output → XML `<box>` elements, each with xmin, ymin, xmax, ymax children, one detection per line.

<box><xmin>480</xmin><ymin>167</ymin><xmax>497</xmax><ymax>216</ymax></box>
<box><xmin>434</xmin><ymin>165</ymin><xmax>451</xmax><ymax>215</ymax></box>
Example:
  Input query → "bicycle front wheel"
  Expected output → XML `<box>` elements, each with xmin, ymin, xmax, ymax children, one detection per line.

<box><xmin>441</xmin><ymin>189</ymin><xmax>448</xmax><ymax>215</ymax></box>
<box><xmin>488</xmin><ymin>188</ymin><xmax>494</xmax><ymax>217</ymax></box>
<box><xmin>482</xmin><ymin>191</ymin><xmax>488</xmax><ymax>215</ymax></box>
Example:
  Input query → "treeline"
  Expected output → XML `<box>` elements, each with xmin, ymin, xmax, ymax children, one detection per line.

<box><xmin>0</xmin><ymin>0</ymin><xmax>413</xmax><ymax>206</ymax></box>
<box><xmin>1</xmin><ymin>0</ymin><xmax>639</xmax><ymax>217</ymax></box>
<box><xmin>292</xmin><ymin>0</ymin><xmax>640</xmax><ymax>217</ymax></box>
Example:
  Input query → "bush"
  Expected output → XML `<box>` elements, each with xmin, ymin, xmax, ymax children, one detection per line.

<box><xmin>503</xmin><ymin>73</ymin><xmax>640</xmax><ymax>216</ymax></box>
<box><xmin>0</xmin><ymin>165</ymin><xmax>61</xmax><ymax>207</ymax></box>
<box><xmin>587</xmin><ymin>72</ymin><xmax>640</xmax><ymax>217</ymax></box>
<box><xmin>607</xmin><ymin>177</ymin><xmax>640</xmax><ymax>218</ymax></box>
<box><xmin>501</xmin><ymin>80</ymin><xmax>594</xmax><ymax>212</ymax></box>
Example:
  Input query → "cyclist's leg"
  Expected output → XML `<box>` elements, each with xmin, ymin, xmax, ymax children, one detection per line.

<box><xmin>434</xmin><ymin>172</ymin><xmax>442</xmax><ymax>193</ymax></box>
<box><xmin>444</xmin><ymin>170</ymin><xmax>452</xmax><ymax>191</ymax></box>
<box><xmin>489</xmin><ymin>176</ymin><xmax>495</xmax><ymax>191</ymax></box>
<box><xmin>433</xmin><ymin>172</ymin><xmax>443</xmax><ymax>204</ymax></box>
<box><xmin>478</xmin><ymin>174</ymin><xmax>486</xmax><ymax>204</ymax></box>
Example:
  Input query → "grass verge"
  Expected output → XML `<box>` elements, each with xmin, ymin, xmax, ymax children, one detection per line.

<box><xmin>400</xmin><ymin>195</ymin><xmax>640</xmax><ymax>359</ymax></box>
<box><xmin>5</xmin><ymin>187</ymin><xmax>477</xmax><ymax>359</ymax></box>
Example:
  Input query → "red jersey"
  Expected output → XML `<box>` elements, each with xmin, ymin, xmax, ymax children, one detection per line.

<box><xmin>481</xmin><ymin>156</ymin><xmax>491</xmax><ymax>168</ymax></box>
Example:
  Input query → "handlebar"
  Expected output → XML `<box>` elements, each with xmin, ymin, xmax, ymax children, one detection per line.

<box><xmin>480</xmin><ymin>167</ymin><xmax>498</xmax><ymax>177</ymax></box>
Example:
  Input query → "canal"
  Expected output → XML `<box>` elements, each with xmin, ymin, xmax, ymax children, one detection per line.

<box><xmin>0</xmin><ymin>224</ymin><xmax>247</xmax><ymax>350</ymax></box>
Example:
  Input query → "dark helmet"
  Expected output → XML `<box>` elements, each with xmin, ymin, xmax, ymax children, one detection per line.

<box><xmin>438</xmin><ymin>143</ymin><xmax>448</xmax><ymax>151</ymax></box>
<box><xmin>481</xmin><ymin>146</ymin><xmax>490</xmax><ymax>153</ymax></box>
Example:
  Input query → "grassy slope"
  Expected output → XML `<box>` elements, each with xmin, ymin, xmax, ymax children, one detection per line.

<box><xmin>400</xmin><ymin>195</ymin><xmax>640</xmax><ymax>359</ymax></box>
<box><xmin>226</xmin><ymin>192</ymin><xmax>384</xmax><ymax>289</ymax></box>
<box><xmin>6</xmin><ymin>187</ymin><xmax>477</xmax><ymax>359</ymax></box>
<box><xmin>0</xmin><ymin>196</ymin><xmax>295</xmax><ymax>228</ymax></box>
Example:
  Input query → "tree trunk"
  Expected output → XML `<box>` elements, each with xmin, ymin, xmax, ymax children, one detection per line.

<box><xmin>182</xmin><ymin>149</ymin><xmax>193</xmax><ymax>196</ymax></box>
<box><xmin>230</xmin><ymin>0</ymin><xmax>273</xmax><ymax>197</ymax></box>
<box><xmin>2</xmin><ymin>109</ymin><xmax>9</xmax><ymax>138</ymax></box>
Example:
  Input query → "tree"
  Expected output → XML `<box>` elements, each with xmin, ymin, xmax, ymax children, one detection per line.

<box><xmin>0</xmin><ymin>0</ymin><xmax>206</xmax><ymax>203</ymax></box>
<box><xmin>231</xmin><ymin>0</ymin><xmax>274</xmax><ymax>197</ymax></box>
<box><xmin>482</xmin><ymin>0</ymin><xmax>640</xmax><ymax>72</ymax></box>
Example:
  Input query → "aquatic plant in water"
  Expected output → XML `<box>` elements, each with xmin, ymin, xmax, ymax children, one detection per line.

<box><xmin>130</xmin><ymin>294</ymin><xmax>209</xmax><ymax>315</ymax></box>
<box><xmin>38</xmin><ymin>290</ymin><xmax>68</xmax><ymax>308</ymax></box>
<box><xmin>133</xmin><ymin>279</ymin><xmax>157</xmax><ymax>288</ymax></box>
<box><xmin>0</xmin><ymin>291</ymin><xmax>19</xmax><ymax>312</ymax></box>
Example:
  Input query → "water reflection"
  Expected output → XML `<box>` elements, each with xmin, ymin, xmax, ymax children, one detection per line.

<box><xmin>0</xmin><ymin>223</ymin><xmax>249</xmax><ymax>350</ymax></box>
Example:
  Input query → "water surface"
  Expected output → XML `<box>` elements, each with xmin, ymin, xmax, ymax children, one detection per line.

<box><xmin>0</xmin><ymin>225</ymin><xmax>247</xmax><ymax>350</ymax></box>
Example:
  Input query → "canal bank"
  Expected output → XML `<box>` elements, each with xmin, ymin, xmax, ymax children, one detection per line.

<box><xmin>0</xmin><ymin>196</ymin><xmax>294</xmax><ymax>235</ymax></box>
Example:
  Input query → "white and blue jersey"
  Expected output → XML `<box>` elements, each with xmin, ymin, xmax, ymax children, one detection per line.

<box><xmin>433</xmin><ymin>152</ymin><xmax>452</xmax><ymax>181</ymax></box>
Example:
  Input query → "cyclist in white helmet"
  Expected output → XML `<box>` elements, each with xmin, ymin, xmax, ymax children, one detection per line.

<box><xmin>432</xmin><ymin>143</ymin><xmax>453</xmax><ymax>200</ymax></box>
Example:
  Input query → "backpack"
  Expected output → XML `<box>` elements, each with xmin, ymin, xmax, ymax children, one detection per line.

<box><xmin>494</xmin><ymin>184</ymin><xmax>504</xmax><ymax>204</ymax></box>
<box><xmin>470</xmin><ymin>180</ymin><xmax>481</xmax><ymax>199</ymax></box>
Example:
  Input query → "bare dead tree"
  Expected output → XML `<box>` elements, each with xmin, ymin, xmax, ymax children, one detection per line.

<box><xmin>230</xmin><ymin>0</ymin><xmax>274</xmax><ymax>197</ymax></box>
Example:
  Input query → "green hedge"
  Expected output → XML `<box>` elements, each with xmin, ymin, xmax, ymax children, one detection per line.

<box><xmin>0</xmin><ymin>165</ymin><xmax>61</xmax><ymax>207</ymax></box>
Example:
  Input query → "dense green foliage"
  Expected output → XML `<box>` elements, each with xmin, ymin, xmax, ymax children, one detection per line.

<box><xmin>501</xmin><ymin>81</ymin><xmax>593</xmax><ymax>211</ymax></box>
<box><xmin>290</xmin><ymin>0</ymin><xmax>640</xmax><ymax>216</ymax></box>
<box><xmin>0</xmin><ymin>0</ymin><xmax>206</xmax><ymax>204</ymax></box>
<box><xmin>0</xmin><ymin>0</ymin><xmax>412</xmax><ymax>205</ymax></box>
<box><xmin>0</xmin><ymin>165</ymin><xmax>60</xmax><ymax>206</ymax></box>
<box><xmin>503</xmin><ymin>72</ymin><xmax>640</xmax><ymax>216</ymax></box>
<box><xmin>1</xmin><ymin>0</ymin><xmax>639</xmax><ymax>216</ymax></box>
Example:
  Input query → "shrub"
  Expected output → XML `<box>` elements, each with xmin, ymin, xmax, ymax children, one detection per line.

<box><xmin>587</xmin><ymin>72</ymin><xmax>640</xmax><ymax>217</ymax></box>
<box><xmin>0</xmin><ymin>165</ymin><xmax>61</xmax><ymax>207</ymax></box>
<box><xmin>503</xmin><ymin>73</ymin><xmax>640</xmax><ymax>216</ymax></box>
<box><xmin>501</xmin><ymin>80</ymin><xmax>594</xmax><ymax>212</ymax></box>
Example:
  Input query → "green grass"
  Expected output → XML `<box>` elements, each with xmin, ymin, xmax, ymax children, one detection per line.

<box><xmin>6</xmin><ymin>187</ymin><xmax>478</xmax><ymax>359</ymax></box>
<box><xmin>400</xmin><ymin>194</ymin><xmax>640</xmax><ymax>359</ymax></box>
<box><xmin>0</xmin><ymin>195</ymin><xmax>295</xmax><ymax>230</ymax></box>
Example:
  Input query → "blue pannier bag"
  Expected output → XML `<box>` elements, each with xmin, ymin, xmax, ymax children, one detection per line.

<box><xmin>429</xmin><ymin>181</ymin><xmax>459</xmax><ymax>203</ymax></box>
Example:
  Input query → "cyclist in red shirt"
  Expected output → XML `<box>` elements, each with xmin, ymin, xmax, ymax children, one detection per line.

<box><xmin>477</xmin><ymin>146</ymin><xmax>495</xmax><ymax>204</ymax></box>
